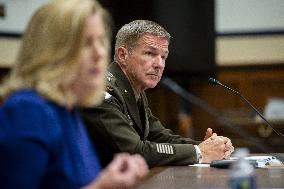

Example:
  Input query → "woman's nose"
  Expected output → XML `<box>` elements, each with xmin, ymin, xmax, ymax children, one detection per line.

<box><xmin>92</xmin><ymin>42</ymin><xmax>106</xmax><ymax>62</ymax></box>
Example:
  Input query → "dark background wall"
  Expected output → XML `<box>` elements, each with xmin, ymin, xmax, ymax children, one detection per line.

<box><xmin>98</xmin><ymin>0</ymin><xmax>216</xmax><ymax>78</ymax></box>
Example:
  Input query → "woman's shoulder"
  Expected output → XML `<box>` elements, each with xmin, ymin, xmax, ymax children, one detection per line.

<box><xmin>0</xmin><ymin>90</ymin><xmax>63</xmax><ymax>141</ymax></box>
<box><xmin>3</xmin><ymin>90</ymin><xmax>62</xmax><ymax>115</ymax></box>
<box><xmin>4</xmin><ymin>90</ymin><xmax>47</xmax><ymax>106</ymax></box>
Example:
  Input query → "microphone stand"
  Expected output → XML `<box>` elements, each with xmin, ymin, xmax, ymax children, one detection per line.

<box><xmin>208</xmin><ymin>78</ymin><xmax>284</xmax><ymax>137</ymax></box>
<box><xmin>161</xmin><ymin>77</ymin><xmax>284</xmax><ymax>162</ymax></box>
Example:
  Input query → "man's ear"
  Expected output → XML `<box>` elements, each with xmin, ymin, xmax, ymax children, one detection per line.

<box><xmin>116</xmin><ymin>47</ymin><xmax>129</xmax><ymax>66</ymax></box>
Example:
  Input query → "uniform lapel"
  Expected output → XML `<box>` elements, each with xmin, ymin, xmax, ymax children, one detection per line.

<box><xmin>140</xmin><ymin>92</ymin><xmax>149</xmax><ymax>140</ymax></box>
<box><xmin>109</xmin><ymin>63</ymin><xmax>143</xmax><ymax>132</ymax></box>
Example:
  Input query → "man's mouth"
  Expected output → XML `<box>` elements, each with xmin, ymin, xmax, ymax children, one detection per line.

<box><xmin>147</xmin><ymin>73</ymin><xmax>160</xmax><ymax>79</ymax></box>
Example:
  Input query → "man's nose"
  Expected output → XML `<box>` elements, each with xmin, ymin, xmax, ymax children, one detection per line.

<box><xmin>154</xmin><ymin>56</ymin><xmax>165</xmax><ymax>68</ymax></box>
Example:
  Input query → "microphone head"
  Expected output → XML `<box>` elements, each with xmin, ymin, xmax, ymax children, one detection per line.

<box><xmin>208</xmin><ymin>77</ymin><xmax>219</xmax><ymax>85</ymax></box>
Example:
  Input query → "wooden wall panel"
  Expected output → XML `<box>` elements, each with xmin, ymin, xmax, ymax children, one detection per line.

<box><xmin>190</xmin><ymin>64</ymin><xmax>284</xmax><ymax>152</ymax></box>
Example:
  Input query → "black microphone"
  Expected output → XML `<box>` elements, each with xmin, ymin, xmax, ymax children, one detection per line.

<box><xmin>208</xmin><ymin>77</ymin><xmax>284</xmax><ymax>137</ymax></box>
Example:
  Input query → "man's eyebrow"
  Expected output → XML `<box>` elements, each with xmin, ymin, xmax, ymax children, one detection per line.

<box><xmin>144</xmin><ymin>46</ymin><xmax>157</xmax><ymax>50</ymax></box>
<box><xmin>144</xmin><ymin>46</ymin><xmax>169</xmax><ymax>54</ymax></box>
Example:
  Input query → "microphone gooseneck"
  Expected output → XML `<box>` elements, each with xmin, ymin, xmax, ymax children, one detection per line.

<box><xmin>208</xmin><ymin>77</ymin><xmax>284</xmax><ymax>137</ymax></box>
<box><xmin>161</xmin><ymin>76</ymin><xmax>283</xmax><ymax>162</ymax></box>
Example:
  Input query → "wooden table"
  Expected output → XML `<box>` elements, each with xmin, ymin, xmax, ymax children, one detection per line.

<box><xmin>136</xmin><ymin>159</ymin><xmax>284</xmax><ymax>189</ymax></box>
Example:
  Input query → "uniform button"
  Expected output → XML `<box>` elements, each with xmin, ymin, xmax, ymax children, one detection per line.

<box><xmin>124</xmin><ymin>89</ymin><xmax>127</xmax><ymax>93</ymax></box>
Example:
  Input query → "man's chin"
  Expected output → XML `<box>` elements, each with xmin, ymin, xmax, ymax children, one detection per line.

<box><xmin>146</xmin><ymin>82</ymin><xmax>159</xmax><ymax>89</ymax></box>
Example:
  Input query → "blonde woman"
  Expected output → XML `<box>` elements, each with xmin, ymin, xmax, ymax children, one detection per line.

<box><xmin>0</xmin><ymin>0</ymin><xmax>148</xmax><ymax>189</ymax></box>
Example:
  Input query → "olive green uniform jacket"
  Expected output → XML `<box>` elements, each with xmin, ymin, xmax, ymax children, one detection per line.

<box><xmin>81</xmin><ymin>62</ymin><xmax>201</xmax><ymax>168</ymax></box>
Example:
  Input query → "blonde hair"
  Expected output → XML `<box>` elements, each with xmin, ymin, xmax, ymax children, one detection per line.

<box><xmin>0</xmin><ymin>0</ymin><xmax>111</xmax><ymax>107</ymax></box>
<box><xmin>114</xmin><ymin>20</ymin><xmax>171</xmax><ymax>62</ymax></box>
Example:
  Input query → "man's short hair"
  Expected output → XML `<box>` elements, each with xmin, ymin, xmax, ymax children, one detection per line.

<box><xmin>114</xmin><ymin>20</ymin><xmax>171</xmax><ymax>61</ymax></box>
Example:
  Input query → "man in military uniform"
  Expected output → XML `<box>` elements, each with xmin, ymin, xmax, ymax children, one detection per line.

<box><xmin>81</xmin><ymin>20</ymin><xmax>234</xmax><ymax>167</ymax></box>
